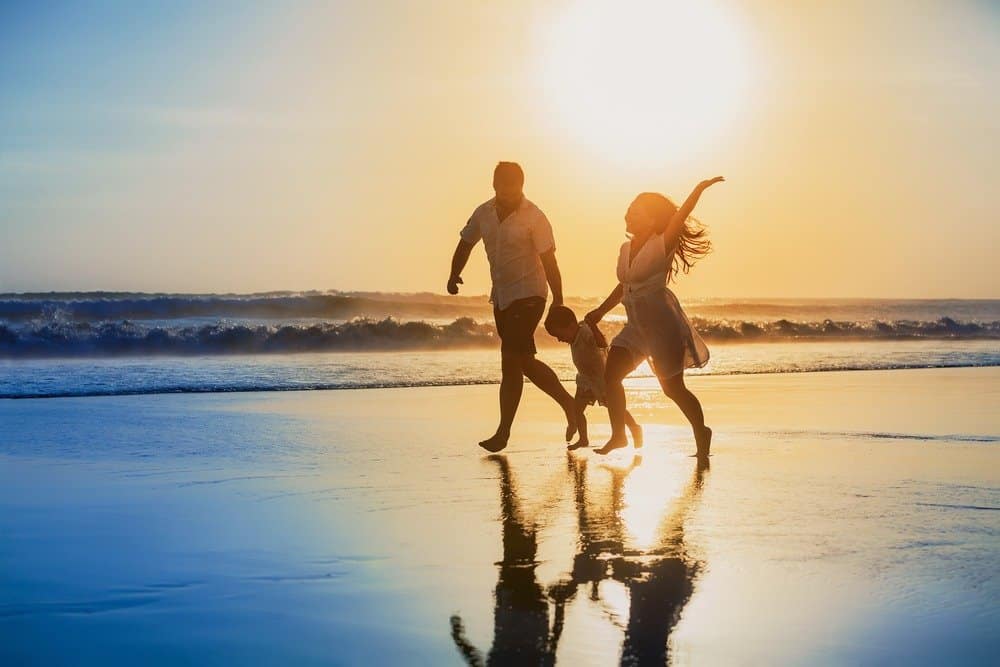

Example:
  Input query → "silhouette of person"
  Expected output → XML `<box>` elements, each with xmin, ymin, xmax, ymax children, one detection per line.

<box><xmin>586</xmin><ymin>177</ymin><xmax>724</xmax><ymax>457</ymax></box>
<box><xmin>450</xmin><ymin>455</ymin><xmax>561</xmax><ymax>666</ymax></box>
<box><xmin>447</xmin><ymin>162</ymin><xmax>578</xmax><ymax>452</ymax></box>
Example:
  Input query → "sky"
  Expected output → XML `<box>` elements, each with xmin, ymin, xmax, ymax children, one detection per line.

<box><xmin>1</xmin><ymin>0</ymin><xmax>997</xmax><ymax>298</ymax></box>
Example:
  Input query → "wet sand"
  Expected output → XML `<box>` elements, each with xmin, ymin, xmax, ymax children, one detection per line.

<box><xmin>1</xmin><ymin>367</ymin><xmax>998</xmax><ymax>664</ymax></box>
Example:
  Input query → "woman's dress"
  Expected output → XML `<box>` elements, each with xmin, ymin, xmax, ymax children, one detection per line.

<box><xmin>610</xmin><ymin>232</ymin><xmax>709</xmax><ymax>378</ymax></box>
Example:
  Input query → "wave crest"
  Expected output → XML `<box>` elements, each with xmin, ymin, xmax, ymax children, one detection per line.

<box><xmin>0</xmin><ymin>292</ymin><xmax>488</xmax><ymax>323</ymax></box>
<box><xmin>1</xmin><ymin>315</ymin><xmax>998</xmax><ymax>358</ymax></box>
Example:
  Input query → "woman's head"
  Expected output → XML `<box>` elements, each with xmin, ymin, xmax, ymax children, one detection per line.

<box><xmin>627</xmin><ymin>192</ymin><xmax>712</xmax><ymax>277</ymax></box>
<box><xmin>626</xmin><ymin>192</ymin><xmax>677</xmax><ymax>235</ymax></box>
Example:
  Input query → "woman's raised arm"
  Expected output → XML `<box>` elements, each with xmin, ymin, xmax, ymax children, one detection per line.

<box><xmin>656</xmin><ymin>176</ymin><xmax>724</xmax><ymax>246</ymax></box>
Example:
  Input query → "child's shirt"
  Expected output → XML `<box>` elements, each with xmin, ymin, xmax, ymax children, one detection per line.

<box><xmin>570</xmin><ymin>321</ymin><xmax>607</xmax><ymax>399</ymax></box>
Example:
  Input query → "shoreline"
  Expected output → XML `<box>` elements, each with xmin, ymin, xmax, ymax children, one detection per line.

<box><xmin>4</xmin><ymin>356</ymin><xmax>999</xmax><ymax>401</ymax></box>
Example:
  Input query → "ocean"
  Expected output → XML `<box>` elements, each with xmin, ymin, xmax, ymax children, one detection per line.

<box><xmin>2</xmin><ymin>292</ymin><xmax>998</xmax><ymax>399</ymax></box>
<box><xmin>3</xmin><ymin>293</ymin><xmax>998</xmax><ymax>664</ymax></box>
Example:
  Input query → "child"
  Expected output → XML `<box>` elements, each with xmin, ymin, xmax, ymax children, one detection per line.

<box><xmin>545</xmin><ymin>305</ymin><xmax>642</xmax><ymax>452</ymax></box>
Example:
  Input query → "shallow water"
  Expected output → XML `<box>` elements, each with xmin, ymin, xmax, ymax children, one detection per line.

<box><xmin>2</xmin><ymin>339</ymin><xmax>998</xmax><ymax>398</ymax></box>
<box><xmin>1</xmin><ymin>369</ymin><xmax>998</xmax><ymax>664</ymax></box>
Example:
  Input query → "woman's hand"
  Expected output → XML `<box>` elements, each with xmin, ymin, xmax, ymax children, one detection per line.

<box><xmin>584</xmin><ymin>309</ymin><xmax>604</xmax><ymax>325</ymax></box>
<box><xmin>698</xmin><ymin>176</ymin><xmax>725</xmax><ymax>191</ymax></box>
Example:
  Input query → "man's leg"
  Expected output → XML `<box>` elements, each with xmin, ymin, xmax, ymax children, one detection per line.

<box><xmin>482</xmin><ymin>296</ymin><xmax>577</xmax><ymax>449</ymax></box>
<box><xmin>480</xmin><ymin>350</ymin><xmax>525</xmax><ymax>452</ymax></box>
<box><xmin>521</xmin><ymin>355</ymin><xmax>578</xmax><ymax>441</ymax></box>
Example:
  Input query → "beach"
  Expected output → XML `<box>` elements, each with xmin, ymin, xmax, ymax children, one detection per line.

<box><xmin>2</xmin><ymin>366</ymin><xmax>997</xmax><ymax>665</ymax></box>
<box><xmin>5</xmin><ymin>0</ymin><xmax>999</xmax><ymax>663</ymax></box>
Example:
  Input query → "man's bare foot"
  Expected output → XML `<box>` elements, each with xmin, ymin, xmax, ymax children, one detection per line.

<box><xmin>695</xmin><ymin>426</ymin><xmax>712</xmax><ymax>458</ymax></box>
<box><xmin>479</xmin><ymin>430</ymin><xmax>509</xmax><ymax>453</ymax></box>
<box><xmin>567</xmin><ymin>439</ymin><xmax>589</xmax><ymax>451</ymax></box>
<box><xmin>627</xmin><ymin>423</ymin><xmax>643</xmax><ymax>449</ymax></box>
<box><xmin>595</xmin><ymin>434</ymin><xmax>629</xmax><ymax>455</ymax></box>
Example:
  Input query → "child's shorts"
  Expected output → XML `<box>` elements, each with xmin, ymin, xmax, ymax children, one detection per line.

<box><xmin>577</xmin><ymin>387</ymin><xmax>605</xmax><ymax>407</ymax></box>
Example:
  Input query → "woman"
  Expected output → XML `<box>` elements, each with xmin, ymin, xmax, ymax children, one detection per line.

<box><xmin>586</xmin><ymin>177</ymin><xmax>723</xmax><ymax>457</ymax></box>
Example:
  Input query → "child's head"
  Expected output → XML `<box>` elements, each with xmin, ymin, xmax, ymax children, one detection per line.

<box><xmin>544</xmin><ymin>305</ymin><xmax>579</xmax><ymax>343</ymax></box>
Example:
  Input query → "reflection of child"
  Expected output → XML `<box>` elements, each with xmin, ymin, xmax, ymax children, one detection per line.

<box><xmin>545</xmin><ymin>306</ymin><xmax>642</xmax><ymax>450</ymax></box>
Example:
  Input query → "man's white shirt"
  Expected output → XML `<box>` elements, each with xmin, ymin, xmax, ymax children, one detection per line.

<box><xmin>460</xmin><ymin>197</ymin><xmax>556</xmax><ymax>311</ymax></box>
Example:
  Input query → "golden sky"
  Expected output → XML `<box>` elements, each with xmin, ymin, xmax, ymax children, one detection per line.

<box><xmin>1</xmin><ymin>0</ymin><xmax>997</xmax><ymax>297</ymax></box>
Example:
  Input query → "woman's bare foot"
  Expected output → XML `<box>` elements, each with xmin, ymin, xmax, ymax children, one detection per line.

<box><xmin>595</xmin><ymin>433</ymin><xmax>629</xmax><ymax>455</ymax></box>
<box><xmin>567</xmin><ymin>438</ymin><xmax>589</xmax><ymax>451</ymax></box>
<box><xmin>695</xmin><ymin>426</ymin><xmax>712</xmax><ymax>458</ymax></box>
<box><xmin>627</xmin><ymin>422</ymin><xmax>643</xmax><ymax>449</ymax></box>
<box><xmin>479</xmin><ymin>429</ymin><xmax>510</xmax><ymax>453</ymax></box>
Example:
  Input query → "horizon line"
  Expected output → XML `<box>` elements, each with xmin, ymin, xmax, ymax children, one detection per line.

<box><xmin>1</xmin><ymin>290</ymin><xmax>998</xmax><ymax>302</ymax></box>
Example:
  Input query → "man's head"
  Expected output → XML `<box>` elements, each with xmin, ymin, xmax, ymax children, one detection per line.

<box><xmin>493</xmin><ymin>161</ymin><xmax>525</xmax><ymax>210</ymax></box>
<box><xmin>544</xmin><ymin>305</ymin><xmax>579</xmax><ymax>343</ymax></box>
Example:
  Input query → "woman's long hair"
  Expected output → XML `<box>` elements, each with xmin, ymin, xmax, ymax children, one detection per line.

<box><xmin>634</xmin><ymin>192</ymin><xmax>712</xmax><ymax>279</ymax></box>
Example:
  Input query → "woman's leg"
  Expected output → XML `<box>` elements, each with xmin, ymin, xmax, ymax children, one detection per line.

<box><xmin>658</xmin><ymin>371</ymin><xmax>710</xmax><ymax>454</ymax></box>
<box><xmin>597</xmin><ymin>346</ymin><xmax>641</xmax><ymax>454</ymax></box>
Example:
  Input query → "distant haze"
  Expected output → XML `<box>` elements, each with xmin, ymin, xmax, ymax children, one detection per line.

<box><xmin>1</xmin><ymin>1</ymin><xmax>997</xmax><ymax>298</ymax></box>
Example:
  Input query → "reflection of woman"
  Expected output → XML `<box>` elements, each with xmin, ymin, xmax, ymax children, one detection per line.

<box><xmin>450</xmin><ymin>456</ymin><xmax>559</xmax><ymax>666</ymax></box>
<box><xmin>552</xmin><ymin>456</ymin><xmax>710</xmax><ymax>664</ymax></box>
<box><xmin>587</xmin><ymin>178</ymin><xmax>723</xmax><ymax>457</ymax></box>
<box><xmin>619</xmin><ymin>459</ymin><xmax>708</xmax><ymax>664</ymax></box>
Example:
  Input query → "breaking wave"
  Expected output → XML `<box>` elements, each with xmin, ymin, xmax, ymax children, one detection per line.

<box><xmin>1</xmin><ymin>315</ymin><xmax>998</xmax><ymax>358</ymax></box>
<box><xmin>0</xmin><ymin>291</ymin><xmax>490</xmax><ymax>323</ymax></box>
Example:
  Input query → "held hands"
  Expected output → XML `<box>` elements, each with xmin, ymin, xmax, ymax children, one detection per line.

<box><xmin>584</xmin><ymin>309</ymin><xmax>603</xmax><ymax>325</ymax></box>
<box><xmin>447</xmin><ymin>275</ymin><xmax>463</xmax><ymax>295</ymax></box>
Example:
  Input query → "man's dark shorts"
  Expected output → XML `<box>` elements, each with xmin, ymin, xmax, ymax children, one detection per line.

<box><xmin>494</xmin><ymin>296</ymin><xmax>545</xmax><ymax>356</ymax></box>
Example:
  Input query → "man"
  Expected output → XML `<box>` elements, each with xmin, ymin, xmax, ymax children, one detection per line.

<box><xmin>447</xmin><ymin>161</ymin><xmax>577</xmax><ymax>452</ymax></box>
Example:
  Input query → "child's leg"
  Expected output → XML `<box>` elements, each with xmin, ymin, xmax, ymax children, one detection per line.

<box><xmin>568</xmin><ymin>389</ymin><xmax>590</xmax><ymax>450</ymax></box>
<box><xmin>623</xmin><ymin>409</ymin><xmax>643</xmax><ymax>448</ymax></box>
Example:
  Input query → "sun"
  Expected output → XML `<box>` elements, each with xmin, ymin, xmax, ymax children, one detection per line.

<box><xmin>538</xmin><ymin>0</ymin><xmax>754</xmax><ymax>166</ymax></box>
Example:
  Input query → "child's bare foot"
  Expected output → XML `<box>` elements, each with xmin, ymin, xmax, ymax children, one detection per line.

<box><xmin>563</xmin><ymin>404</ymin><xmax>579</xmax><ymax>442</ymax></box>
<box><xmin>567</xmin><ymin>438</ymin><xmax>589</xmax><ymax>451</ymax></box>
<box><xmin>627</xmin><ymin>423</ymin><xmax>643</xmax><ymax>449</ymax></box>
<box><xmin>479</xmin><ymin>429</ymin><xmax>509</xmax><ymax>453</ymax></box>
<box><xmin>695</xmin><ymin>426</ymin><xmax>712</xmax><ymax>458</ymax></box>
<box><xmin>595</xmin><ymin>433</ymin><xmax>629</xmax><ymax>455</ymax></box>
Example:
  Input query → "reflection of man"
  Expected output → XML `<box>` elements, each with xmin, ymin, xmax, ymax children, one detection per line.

<box><xmin>449</xmin><ymin>456</ymin><xmax>558</xmax><ymax>666</ymax></box>
<box><xmin>447</xmin><ymin>162</ymin><xmax>577</xmax><ymax>452</ymax></box>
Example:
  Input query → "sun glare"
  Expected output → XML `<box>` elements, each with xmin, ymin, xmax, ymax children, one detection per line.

<box><xmin>539</xmin><ymin>0</ymin><xmax>753</xmax><ymax>166</ymax></box>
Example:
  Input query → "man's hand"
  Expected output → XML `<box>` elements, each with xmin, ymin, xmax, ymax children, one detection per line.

<box><xmin>539</xmin><ymin>249</ymin><xmax>564</xmax><ymax>307</ymax></box>
<box><xmin>448</xmin><ymin>240</ymin><xmax>474</xmax><ymax>296</ymax></box>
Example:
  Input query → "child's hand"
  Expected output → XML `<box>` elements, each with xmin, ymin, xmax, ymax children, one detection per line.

<box><xmin>584</xmin><ymin>309</ymin><xmax>603</xmax><ymax>325</ymax></box>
